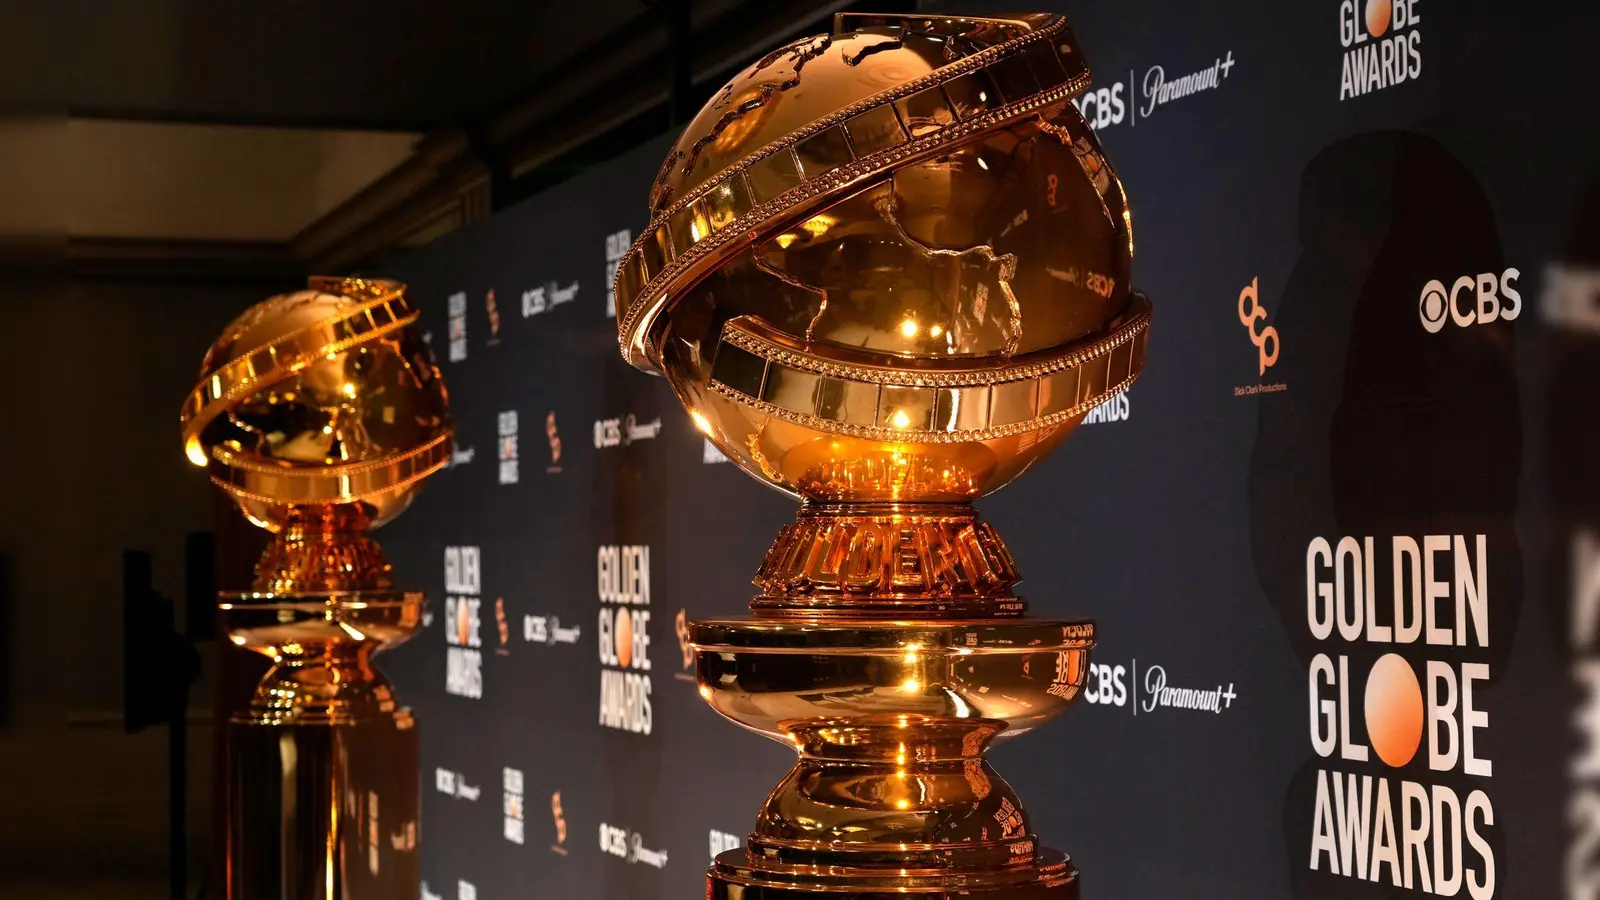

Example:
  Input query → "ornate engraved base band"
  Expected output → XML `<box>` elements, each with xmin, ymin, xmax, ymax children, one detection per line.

<box><xmin>615</xmin><ymin>12</ymin><xmax>1149</xmax><ymax>897</ymax></box>
<box><xmin>182</xmin><ymin>280</ymin><xmax>451</xmax><ymax>898</ymax></box>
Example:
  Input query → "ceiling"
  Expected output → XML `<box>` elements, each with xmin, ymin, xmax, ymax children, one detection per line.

<box><xmin>14</xmin><ymin>0</ymin><xmax>681</xmax><ymax>129</ymax></box>
<box><xmin>8</xmin><ymin>0</ymin><xmax>895</xmax><ymax>276</ymax></box>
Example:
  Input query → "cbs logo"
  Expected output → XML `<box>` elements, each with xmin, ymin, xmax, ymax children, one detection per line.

<box><xmin>1083</xmin><ymin>662</ymin><xmax>1127</xmax><ymax>707</ymax></box>
<box><xmin>599</xmin><ymin>823</ymin><xmax>629</xmax><ymax>857</ymax></box>
<box><xmin>1418</xmin><ymin>269</ymin><xmax>1521</xmax><ymax>334</ymax></box>
<box><xmin>1072</xmin><ymin>83</ymin><xmax>1126</xmax><ymax>130</ymax></box>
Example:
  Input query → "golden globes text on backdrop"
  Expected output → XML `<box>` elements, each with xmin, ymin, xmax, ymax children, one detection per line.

<box><xmin>614</xmin><ymin>12</ymin><xmax>1149</xmax><ymax>897</ymax></box>
<box><xmin>181</xmin><ymin>277</ymin><xmax>452</xmax><ymax>898</ymax></box>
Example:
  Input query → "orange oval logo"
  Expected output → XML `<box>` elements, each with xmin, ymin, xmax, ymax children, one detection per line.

<box><xmin>615</xmin><ymin>609</ymin><xmax>634</xmax><ymax>669</ymax></box>
<box><xmin>1364</xmin><ymin>653</ymin><xmax>1423</xmax><ymax>768</ymax></box>
<box><xmin>1366</xmin><ymin>0</ymin><xmax>1392</xmax><ymax>38</ymax></box>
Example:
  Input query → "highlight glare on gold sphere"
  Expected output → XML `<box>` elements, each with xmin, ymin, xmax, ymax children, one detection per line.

<box><xmin>181</xmin><ymin>278</ymin><xmax>452</xmax><ymax>530</ymax></box>
<box><xmin>614</xmin><ymin>13</ymin><xmax>1151</xmax><ymax>504</ymax></box>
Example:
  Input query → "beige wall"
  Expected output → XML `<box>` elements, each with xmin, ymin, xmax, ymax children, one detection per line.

<box><xmin>66</xmin><ymin>120</ymin><xmax>419</xmax><ymax>241</ymax></box>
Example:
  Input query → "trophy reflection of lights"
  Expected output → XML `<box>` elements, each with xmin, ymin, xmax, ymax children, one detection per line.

<box><xmin>614</xmin><ymin>13</ymin><xmax>1148</xmax><ymax>898</ymax></box>
<box><xmin>181</xmin><ymin>277</ymin><xmax>451</xmax><ymax>898</ymax></box>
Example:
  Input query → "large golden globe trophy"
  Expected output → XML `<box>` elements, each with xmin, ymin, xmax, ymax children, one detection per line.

<box><xmin>615</xmin><ymin>12</ymin><xmax>1148</xmax><ymax>898</ymax></box>
<box><xmin>181</xmin><ymin>277</ymin><xmax>451</xmax><ymax>898</ymax></box>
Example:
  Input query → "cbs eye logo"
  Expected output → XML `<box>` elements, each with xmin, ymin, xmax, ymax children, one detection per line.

<box><xmin>1418</xmin><ymin>269</ymin><xmax>1522</xmax><ymax>333</ymax></box>
<box><xmin>1238</xmin><ymin>277</ymin><xmax>1280</xmax><ymax>376</ymax></box>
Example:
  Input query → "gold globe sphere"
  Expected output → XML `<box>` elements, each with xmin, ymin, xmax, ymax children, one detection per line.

<box><xmin>615</xmin><ymin>12</ymin><xmax>1149</xmax><ymax>503</ymax></box>
<box><xmin>181</xmin><ymin>277</ymin><xmax>452</xmax><ymax>530</ymax></box>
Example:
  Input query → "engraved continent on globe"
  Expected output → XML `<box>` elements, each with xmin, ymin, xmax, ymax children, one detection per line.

<box><xmin>614</xmin><ymin>12</ymin><xmax>1149</xmax><ymax>504</ymax></box>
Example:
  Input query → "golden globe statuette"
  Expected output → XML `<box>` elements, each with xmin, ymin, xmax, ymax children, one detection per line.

<box><xmin>615</xmin><ymin>13</ymin><xmax>1148</xmax><ymax>898</ymax></box>
<box><xmin>181</xmin><ymin>277</ymin><xmax>451</xmax><ymax>899</ymax></box>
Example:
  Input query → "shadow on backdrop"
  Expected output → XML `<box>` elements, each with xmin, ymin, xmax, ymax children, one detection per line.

<box><xmin>1248</xmin><ymin>131</ymin><xmax>1522</xmax><ymax>897</ymax></box>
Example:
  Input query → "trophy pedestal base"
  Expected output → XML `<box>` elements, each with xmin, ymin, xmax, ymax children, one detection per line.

<box><xmin>706</xmin><ymin>848</ymin><xmax>1079</xmax><ymax>899</ymax></box>
<box><xmin>224</xmin><ymin>713</ymin><xmax>419</xmax><ymax>900</ymax></box>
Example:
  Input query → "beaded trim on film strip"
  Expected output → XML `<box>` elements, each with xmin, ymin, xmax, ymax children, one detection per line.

<box><xmin>208</xmin><ymin>432</ymin><xmax>453</xmax><ymax>506</ymax></box>
<box><xmin>180</xmin><ymin>278</ymin><xmax>416</xmax><ymax>458</ymax></box>
<box><xmin>707</xmin><ymin>295</ymin><xmax>1150</xmax><ymax>444</ymax></box>
<box><xmin>614</xmin><ymin>13</ymin><xmax>1091</xmax><ymax>369</ymax></box>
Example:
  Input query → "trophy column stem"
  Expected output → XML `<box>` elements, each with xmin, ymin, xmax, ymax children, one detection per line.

<box><xmin>224</xmin><ymin>697</ymin><xmax>419</xmax><ymax>899</ymax></box>
<box><xmin>222</xmin><ymin>591</ymin><xmax>423</xmax><ymax>899</ymax></box>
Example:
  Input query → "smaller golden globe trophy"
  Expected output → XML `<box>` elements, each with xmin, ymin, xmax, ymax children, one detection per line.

<box><xmin>615</xmin><ymin>12</ymin><xmax>1147</xmax><ymax>898</ymax></box>
<box><xmin>181</xmin><ymin>277</ymin><xmax>451</xmax><ymax>899</ymax></box>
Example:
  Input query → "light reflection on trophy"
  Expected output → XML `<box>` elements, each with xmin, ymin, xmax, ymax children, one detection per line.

<box><xmin>614</xmin><ymin>13</ymin><xmax>1148</xmax><ymax>897</ymax></box>
<box><xmin>181</xmin><ymin>277</ymin><xmax>451</xmax><ymax>898</ymax></box>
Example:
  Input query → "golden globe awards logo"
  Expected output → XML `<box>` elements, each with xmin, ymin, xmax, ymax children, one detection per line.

<box><xmin>497</xmin><ymin>410</ymin><xmax>519</xmax><ymax>485</ymax></box>
<box><xmin>1304</xmin><ymin>534</ymin><xmax>1496</xmax><ymax>897</ymax></box>
<box><xmin>447</xmin><ymin>291</ymin><xmax>468</xmax><ymax>362</ymax></box>
<box><xmin>604</xmin><ymin>230</ymin><xmax>631</xmax><ymax>318</ymax></box>
<box><xmin>503</xmin><ymin>767</ymin><xmax>524</xmax><ymax>845</ymax></box>
<box><xmin>1080</xmin><ymin>390</ymin><xmax>1130</xmax><ymax>426</ymax></box>
<box><xmin>1570</xmin><ymin>529</ymin><xmax>1600</xmax><ymax>895</ymax></box>
<box><xmin>444</xmin><ymin>546</ymin><xmax>484</xmax><ymax>699</ymax></box>
<box><xmin>597</xmin><ymin>545</ymin><xmax>653</xmax><ymax>733</ymax></box>
<box><xmin>709</xmin><ymin>829</ymin><xmax>742</xmax><ymax>861</ymax></box>
<box><xmin>1339</xmin><ymin>0</ymin><xmax>1424</xmax><ymax>101</ymax></box>
<box><xmin>1542</xmin><ymin>263</ymin><xmax>1600</xmax><ymax>332</ymax></box>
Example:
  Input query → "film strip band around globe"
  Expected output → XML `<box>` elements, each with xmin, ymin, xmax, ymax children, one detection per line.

<box><xmin>615</xmin><ymin>12</ymin><xmax>1100</xmax><ymax>371</ymax></box>
<box><xmin>180</xmin><ymin>276</ymin><xmax>452</xmax><ymax>508</ymax></box>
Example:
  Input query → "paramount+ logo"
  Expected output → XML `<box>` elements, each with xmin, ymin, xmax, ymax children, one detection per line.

<box><xmin>1418</xmin><ymin>269</ymin><xmax>1522</xmax><ymax>334</ymax></box>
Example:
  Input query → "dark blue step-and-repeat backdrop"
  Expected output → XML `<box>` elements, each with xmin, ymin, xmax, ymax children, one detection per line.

<box><xmin>377</xmin><ymin>1</ymin><xmax>1600</xmax><ymax>897</ymax></box>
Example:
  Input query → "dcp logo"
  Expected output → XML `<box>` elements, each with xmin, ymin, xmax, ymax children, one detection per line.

<box><xmin>1418</xmin><ymin>269</ymin><xmax>1521</xmax><ymax>333</ymax></box>
<box><xmin>1238</xmin><ymin>277</ymin><xmax>1279</xmax><ymax>376</ymax></box>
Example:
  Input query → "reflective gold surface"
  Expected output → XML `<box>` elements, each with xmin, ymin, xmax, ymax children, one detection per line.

<box><xmin>617</xmin><ymin>12</ymin><xmax>1147</xmax><ymax>898</ymax></box>
<box><xmin>183</xmin><ymin>277</ymin><xmax>450</xmax><ymax>899</ymax></box>
<box><xmin>184</xmin><ymin>276</ymin><xmax>451</xmax><ymax>529</ymax></box>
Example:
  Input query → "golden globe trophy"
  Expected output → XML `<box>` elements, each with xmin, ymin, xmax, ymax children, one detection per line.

<box><xmin>614</xmin><ymin>12</ymin><xmax>1148</xmax><ymax>898</ymax></box>
<box><xmin>181</xmin><ymin>277</ymin><xmax>452</xmax><ymax>899</ymax></box>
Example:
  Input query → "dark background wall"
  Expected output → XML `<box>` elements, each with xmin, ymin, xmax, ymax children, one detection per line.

<box><xmin>371</xmin><ymin>2</ymin><xmax>1600</xmax><ymax>899</ymax></box>
<box><xmin>1</xmin><ymin>1</ymin><xmax>1595</xmax><ymax>899</ymax></box>
<box><xmin>0</xmin><ymin>275</ymin><xmax>280</xmax><ymax>893</ymax></box>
